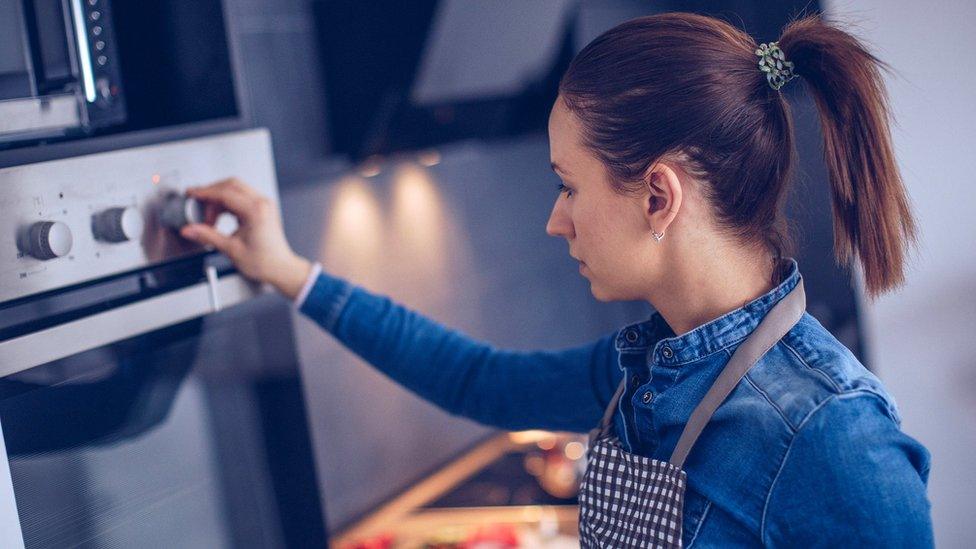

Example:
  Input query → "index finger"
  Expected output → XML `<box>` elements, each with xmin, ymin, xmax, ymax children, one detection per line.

<box><xmin>185</xmin><ymin>178</ymin><xmax>263</xmax><ymax>220</ymax></box>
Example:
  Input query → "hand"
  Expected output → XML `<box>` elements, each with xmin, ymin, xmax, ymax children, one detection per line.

<box><xmin>179</xmin><ymin>178</ymin><xmax>313</xmax><ymax>300</ymax></box>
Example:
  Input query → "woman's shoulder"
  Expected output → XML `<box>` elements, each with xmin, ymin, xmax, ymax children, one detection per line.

<box><xmin>746</xmin><ymin>311</ymin><xmax>903</xmax><ymax>429</ymax></box>
<box><xmin>684</xmin><ymin>312</ymin><xmax>930</xmax><ymax>537</ymax></box>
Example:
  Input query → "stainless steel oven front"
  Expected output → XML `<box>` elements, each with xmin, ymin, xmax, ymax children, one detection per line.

<box><xmin>0</xmin><ymin>129</ymin><xmax>328</xmax><ymax>548</ymax></box>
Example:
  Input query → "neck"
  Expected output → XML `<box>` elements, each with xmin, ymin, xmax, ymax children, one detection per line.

<box><xmin>648</xmin><ymin>250</ymin><xmax>777</xmax><ymax>336</ymax></box>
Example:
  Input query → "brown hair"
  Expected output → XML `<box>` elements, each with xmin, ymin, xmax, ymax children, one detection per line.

<box><xmin>558</xmin><ymin>12</ymin><xmax>916</xmax><ymax>298</ymax></box>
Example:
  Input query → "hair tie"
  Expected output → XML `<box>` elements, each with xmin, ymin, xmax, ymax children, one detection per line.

<box><xmin>755</xmin><ymin>41</ymin><xmax>797</xmax><ymax>91</ymax></box>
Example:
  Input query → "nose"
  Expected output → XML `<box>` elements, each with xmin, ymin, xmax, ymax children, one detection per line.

<box><xmin>545</xmin><ymin>196</ymin><xmax>574</xmax><ymax>239</ymax></box>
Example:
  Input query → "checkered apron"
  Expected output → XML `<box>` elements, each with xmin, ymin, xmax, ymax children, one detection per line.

<box><xmin>578</xmin><ymin>280</ymin><xmax>806</xmax><ymax>548</ymax></box>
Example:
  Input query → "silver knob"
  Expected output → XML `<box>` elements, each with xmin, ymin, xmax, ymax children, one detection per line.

<box><xmin>160</xmin><ymin>193</ymin><xmax>205</xmax><ymax>231</ymax></box>
<box><xmin>93</xmin><ymin>206</ymin><xmax>144</xmax><ymax>242</ymax></box>
<box><xmin>27</xmin><ymin>221</ymin><xmax>73</xmax><ymax>260</ymax></box>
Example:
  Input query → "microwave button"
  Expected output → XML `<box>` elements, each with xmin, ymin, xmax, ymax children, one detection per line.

<box><xmin>97</xmin><ymin>77</ymin><xmax>111</xmax><ymax>100</ymax></box>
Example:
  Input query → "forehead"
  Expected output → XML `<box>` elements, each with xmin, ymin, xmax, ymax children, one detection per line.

<box><xmin>548</xmin><ymin>97</ymin><xmax>585</xmax><ymax>168</ymax></box>
<box><xmin>549</xmin><ymin>97</ymin><xmax>602</xmax><ymax>178</ymax></box>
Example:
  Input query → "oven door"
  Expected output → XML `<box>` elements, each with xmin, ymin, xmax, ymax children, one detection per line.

<box><xmin>0</xmin><ymin>261</ymin><xmax>327</xmax><ymax>548</ymax></box>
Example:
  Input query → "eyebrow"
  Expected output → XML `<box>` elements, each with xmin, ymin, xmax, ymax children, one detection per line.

<box><xmin>550</xmin><ymin>161</ymin><xmax>569</xmax><ymax>175</ymax></box>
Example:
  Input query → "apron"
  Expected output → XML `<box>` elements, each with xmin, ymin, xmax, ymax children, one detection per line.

<box><xmin>578</xmin><ymin>279</ymin><xmax>806</xmax><ymax>548</ymax></box>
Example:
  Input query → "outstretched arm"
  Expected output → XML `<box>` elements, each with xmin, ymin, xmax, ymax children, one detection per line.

<box><xmin>297</xmin><ymin>263</ymin><xmax>623</xmax><ymax>433</ymax></box>
<box><xmin>176</xmin><ymin>178</ymin><xmax>621</xmax><ymax>432</ymax></box>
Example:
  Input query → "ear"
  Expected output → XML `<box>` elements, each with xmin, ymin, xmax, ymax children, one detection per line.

<box><xmin>642</xmin><ymin>162</ymin><xmax>682</xmax><ymax>235</ymax></box>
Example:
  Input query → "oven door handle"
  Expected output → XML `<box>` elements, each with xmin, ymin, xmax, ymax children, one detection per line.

<box><xmin>0</xmin><ymin>272</ymin><xmax>268</xmax><ymax>377</ymax></box>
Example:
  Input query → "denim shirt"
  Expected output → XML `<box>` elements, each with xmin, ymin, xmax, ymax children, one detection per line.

<box><xmin>296</xmin><ymin>258</ymin><xmax>934</xmax><ymax>547</ymax></box>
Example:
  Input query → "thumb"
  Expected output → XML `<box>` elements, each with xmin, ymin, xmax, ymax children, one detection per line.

<box><xmin>181</xmin><ymin>223</ymin><xmax>234</xmax><ymax>254</ymax></box>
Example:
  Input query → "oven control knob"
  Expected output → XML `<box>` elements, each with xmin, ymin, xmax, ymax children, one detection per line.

<box><xmin>92</xmin><ymin>206</ymin><xmax>144</xmax><ymax>242</ymax></box>
<box><xmin>27</xmin><ymin>221</ymin><xmax>73</xmax><ymax>260</ymax></box>
<box><xmin>160</xmin><ymin>194</ymin><xmax>205</xmax><ymax>231</ymax></box>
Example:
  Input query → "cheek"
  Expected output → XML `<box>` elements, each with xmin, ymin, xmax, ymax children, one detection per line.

<box><xmin>575</xmin><ymin>212</ymin><xmax>618</xmax><ymax>270</ymax></box>
<box><xmin>587</xmin><ymin>209</ymin><xmax>628</xmax><ymax>251</ymax></box>
<box><xmin>585</xmin><ymin>205</ymin><xmax>644</xmax><ymax>274</ymax></box>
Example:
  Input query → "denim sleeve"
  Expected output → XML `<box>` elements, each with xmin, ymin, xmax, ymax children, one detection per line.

<box><xmin>298</xmin><ymin>269</ymin><xmax>623</xmax><ymax>433</ymax></box>
<box><xmin>761</xmin><ymin>391</ymin><xmax>934</xmax><ymax>547</ymax></box>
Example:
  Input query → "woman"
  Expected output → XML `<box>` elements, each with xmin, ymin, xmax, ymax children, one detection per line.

<box><xmin>180</xmin><ymin>12</ymin><xmax>933</xmax><ymax>548</ymax></box>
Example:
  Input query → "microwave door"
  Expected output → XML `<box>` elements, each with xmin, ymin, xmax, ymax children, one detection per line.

<box><xmin>22</xmin><ymin>0</ymin><xmax>78</xmax><ymax>93</ymax></box>
<box><xmin>0</xmin><ymin>0</ymin><xmax>33</xmax><ymax>101</ymax></box>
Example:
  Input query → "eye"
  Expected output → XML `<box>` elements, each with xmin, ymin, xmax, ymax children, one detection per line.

<box><xmin>556</xmin><ymin>183</ymin><xmax>574</xmax><ymax>198</ymax></box>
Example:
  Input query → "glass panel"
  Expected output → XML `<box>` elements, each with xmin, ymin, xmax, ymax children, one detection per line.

<box><xmin>0</xmin><ymin>296</ymin><xmax>326</xmax><ymax>548</ymax></box>
<box><xmin>0</xmin><ymin>0</ymin><xmax>31</xmax><ymax>100</ymax></box>
<box><xmin>27</xmin><ymin>0</ymin><xmax>74</xmax><ymax>89</ymax></box>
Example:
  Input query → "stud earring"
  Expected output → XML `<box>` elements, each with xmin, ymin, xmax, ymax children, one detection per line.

<box><xmin>652</xmin><ymin>230</ymin><xmax>665</xmax><ymax>242</ymax></box>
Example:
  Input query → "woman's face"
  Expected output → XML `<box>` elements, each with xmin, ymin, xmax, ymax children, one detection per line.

<box><xmin>546</xmin><ymin>96</ymin><xmax>656</xmax><ymax>301</ymax></box>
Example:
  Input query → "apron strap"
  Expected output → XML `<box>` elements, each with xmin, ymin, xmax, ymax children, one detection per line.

<box><xmin>669</xmin><ymin>278</ymin><xmax>806</xmax><ymax>469</ymax></box>
<box><xmin>589</xmin><ymin>376</ymin><xmax>627</xmax><ymax>445</ymax></box>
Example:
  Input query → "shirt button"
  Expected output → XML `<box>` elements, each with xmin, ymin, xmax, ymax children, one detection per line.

<box><xmin>624</xmin><ymin>329</ymin><xmax>639</xmax><ymax>343</ymax></box>
<box><xmin>642</xmin><ymin>391</ymin><xmax>654</xmax><ymax>404</ymax></box>
<box><xmin>631</xmin><ymin>375</ymin><xmax>641</xmax><ymax>389</ymax></box>
<box><xmin>661</xmin><ymin>346</ymin><xmax>674</xmax><ymax>359</ymax></box>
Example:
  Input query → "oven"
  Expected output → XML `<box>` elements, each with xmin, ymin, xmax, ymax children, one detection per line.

<box><xmin>0</xmin><ymin>130</ymin><xmax>328</xmax><ymax>548</ymax></box>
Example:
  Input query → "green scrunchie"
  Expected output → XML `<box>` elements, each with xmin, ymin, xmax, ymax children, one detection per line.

<box><xmin>756</xmin><ymin>41</ymin><xmax>797</xmax><ymax>91</ymax></box>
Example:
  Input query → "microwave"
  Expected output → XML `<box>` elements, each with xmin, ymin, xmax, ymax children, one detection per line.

<box><xmin>0</xmin><ymin>0</ymin><xmax>126</xmax><ymax>145</ymax></box>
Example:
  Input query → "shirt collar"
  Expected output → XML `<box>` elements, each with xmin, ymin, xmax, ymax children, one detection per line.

<box><xmin>614</xmin><ymin>258</ymin><xmax>802</xmax><ymax>367</ymax></box>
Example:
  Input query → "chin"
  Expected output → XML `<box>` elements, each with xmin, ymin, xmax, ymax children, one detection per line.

<box><xmin>588</xmin><ymin>283</ymin><xmax>615</xmax><ymax>302</ymax></box>
<box><xmin>588</xmin><ymin>279</ymin><xmax>637</xmax><ymax>303</ymax></box>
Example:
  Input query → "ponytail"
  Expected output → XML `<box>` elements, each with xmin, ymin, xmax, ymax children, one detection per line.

<box><xmin>779</xmin><ymin>15</ymin><xmax>917</xmax><ymax>298</ymax></box>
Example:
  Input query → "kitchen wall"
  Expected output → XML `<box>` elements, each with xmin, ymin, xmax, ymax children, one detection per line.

<box><xmin>822</xmin><ymin>1</ymin><xmax>976</xmax><ymax>546</ymax></box>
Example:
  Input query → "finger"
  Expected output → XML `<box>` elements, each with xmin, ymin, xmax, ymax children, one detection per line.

<box><xmin>189</xmin><ymin>177</ymin><xmax>258</xmax><ymax>198</ymax></box>
<box><xmin>203</xmin><ymin>202</ymin><xmax>225</xmax><ymax>225</ymax></box>
<box><xmin>186</xmin><ymin>180</ymin><xmax>252</xmax><ymax>218</ymax></box>
<box><xmin>180</xmin><ymin>223</ymin><xmax>236</xmax><ymax>255</ymax></box>
<box><xmin>185</xmin><ymin>179</ymin><xmax>261</xmax><ymax>220</ymax></box>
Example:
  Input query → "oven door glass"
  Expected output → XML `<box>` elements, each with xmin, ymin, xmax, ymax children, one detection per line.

<box><xmin>0</xmin><ymin>294</ymin><xmax>326</xmax><ymax>549</ymax></box>
<box><xmin>0</xmin><ymin>0</ymin><xmax>32</xmax><ymax>101</ymax></box>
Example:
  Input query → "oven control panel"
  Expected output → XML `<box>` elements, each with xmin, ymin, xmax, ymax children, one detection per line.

<box><xmin>0</xmin><ymin>129</ymin><xmax>279</xmax><ymax>303</ymax></box>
